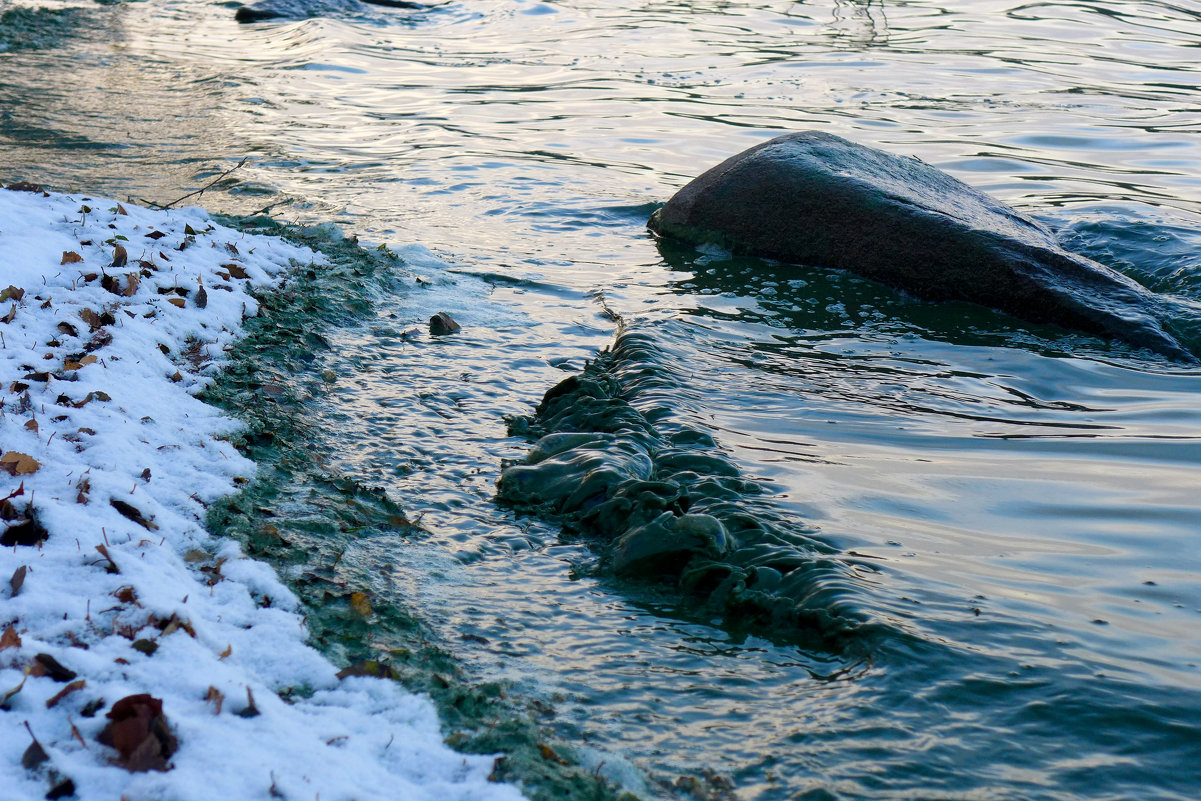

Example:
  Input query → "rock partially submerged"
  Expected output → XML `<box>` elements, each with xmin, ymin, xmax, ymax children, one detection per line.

<box><xmin>649</xmin><ymin>131</ymin><xmax>1200</xmax><ymax>362</ymax></box>
<box><xmin>498</xmin><ymin>332</ymin><xmax>879</xmax><ymax>653</ymax></box>
<box><xmin>235</xmin><ymin>0</ymin><xmax>424</xmax><ymax>23</ymax></box>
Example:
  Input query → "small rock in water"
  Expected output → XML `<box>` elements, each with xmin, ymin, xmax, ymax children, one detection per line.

<box><xmin>429</xmin><ymin>312</ymin><xmax>461</xmax><ymax>336</ymax></box>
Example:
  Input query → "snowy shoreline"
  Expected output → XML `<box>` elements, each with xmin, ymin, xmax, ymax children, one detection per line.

<box><xmin>0</xmin><ymin>184</ymin><xmax>524</xmax><ymax>801</ymax></box>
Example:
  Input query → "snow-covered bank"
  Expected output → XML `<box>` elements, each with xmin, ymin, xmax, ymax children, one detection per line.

<box><xmin>0</xmin><ymin>183</ymin><xmax>525</xmax><ymax>801</ymax></box>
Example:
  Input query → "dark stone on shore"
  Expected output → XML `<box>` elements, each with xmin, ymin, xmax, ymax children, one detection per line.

<box><xmin>428</xmin><ymin>311</ymin><xmax>461</xmax><ymax>335</ymax></box>
<box><xmin>235</xmin><ymin>0</ymin><xmax>424</xmax><ymax>23</ymax></box>
<box><xmin>649</xmin><ymin>131</ymin><xmax>1200</xmax><ymax>362</ymax></box>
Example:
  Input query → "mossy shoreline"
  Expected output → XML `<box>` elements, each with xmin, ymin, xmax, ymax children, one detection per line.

<box><xmin>202</xmin><ymin>216</ymin><xmax>632</xmax><ymax>801</ymax></box>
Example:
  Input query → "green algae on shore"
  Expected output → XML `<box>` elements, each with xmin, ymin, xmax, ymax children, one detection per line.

<box><xmin>202</xmin><ymin>216</ymin><xmax>635</xmax><ymax>801</ymax></box>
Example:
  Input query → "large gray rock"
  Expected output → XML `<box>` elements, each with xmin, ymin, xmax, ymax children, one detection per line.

<box><xmin>235</xmin><ymin>0</ymin><xmax>423</xmax><ymax>22</ymax></box>
<box><xmin>649</xmin><ymin>131</ymin><xmax>1199</xmax><ymax>361</ymax></box>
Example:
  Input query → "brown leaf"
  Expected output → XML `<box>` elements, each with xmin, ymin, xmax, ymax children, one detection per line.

<box><xmin>195</xmin><ymin>282</ymin><xmax>207</xmax><ymax>309</ymax></box>
<box><xmin>94</xmin><ymin>544</ymin><xmax>120</xmax><ymax>574</ymax></box>
<box><xmin>1</xmin><ymin>304</ymin><xmax>15</xmax><ymax>324</ymax></box>
<box><xmin>167</xmin><ymin>297</ymin><xmax>186</xmax><ymax>309</ymax></box>
<box><xmin>97</xmin><ymin>693</ymin><xmax>177</xmax><ymax>772</ymax></box>
<box><xmin>110</xmin><ymin>499</ymin><xmax>158</xmax><ymax>531</ymax></box>
<box><xmin>0</xmin><ymin>285</ymin><xmax>23</xmax><ymax>302</ymax></box>
<box><xmin>116</xmin><ymin>203</ymin><xmax>129</xmax><ymax>216</ymax></box>
<box><xmin>76</xmin><ymin>476</ymin><xmax>91</xmax><ymax>504</ymax></box>
<box><xmin>0</xmin><ymin>452</ymin><xmax>40</xmax><ymax>476</ymax></box>
<box><xmin>145</xmin><ymin>230</ymin><xmax>166</xmax><ymax>240</ymax></box>
<box><xmin>79</xmin><ymin>308</ymin><xmax>103</xmax><ymax>332</ymax></box>
<box><xmin>218</xmin><ymin>644</ymin><xmax>232</xmax><ymax>660</ymax></box>
<box><xmin>0</xmin><ymin>624</ymin><xmax>20</xmax><ymax>650</ymax></box>
<box><xmin>122</xmin><ymin>272</ymin><xmax>140</xmax><ymax>297</ymax></box>
<box><xmin>236</xmin><ymin>687</ymin><xmax>259</xmax><ymax>718</ymax></box>
<box><xmin>23</xmin><ymin>418</ymin><xmax>38</xmax><ymax>434</ymax></box>
<box><xmin>33</xmin><ymin>653</ymin><xmax>78</xmax><ymax>682</ymax></box>
<box><xmin>45</xmin><ymin>678</ymin><xmax>87</xmax><ymax>709</ymax></box>
<box><xmin>225</xmin><ymin>263</ymin><xmax>249</xmax><ymax>279</ymax></box>
<box><xmin>111</xmin><ymin>244</ymin><xmax>128</xmax><ymax>268</ymax></box>
<box><xmin>204</xmin><ymin>686</ymin><xmax>224</xmax><ymax>715</ymax></box>
<box><xmin>61</xmin><ymin>251</ymin><xmax>84</xmax><ymax>265</ymax></box>
<box><xmin>170</xmin><ymin>371</ymin><xmax>183</xmax><ymax>383</ymax></box>
<box><xmin>22</xmin><ymin>725</ymin><xmax>48</xmax><ymax>770</ymax></box>
<box><xmin>9</xmin><ymin>565</ymin><xmax>26</xmax><ymax>597</ymax></box>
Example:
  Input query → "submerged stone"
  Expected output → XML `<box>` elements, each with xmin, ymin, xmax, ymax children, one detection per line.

<box><xmin>649</xmin><ymin>131</ymin><xmax>1200</xmax><ymax>362</ymax></box>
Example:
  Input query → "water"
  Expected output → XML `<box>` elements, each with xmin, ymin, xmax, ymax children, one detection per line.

<box><xmin>4</xmin><ymin>1</ymin><xmax>1201</xmax><ymax>798</ymax></box>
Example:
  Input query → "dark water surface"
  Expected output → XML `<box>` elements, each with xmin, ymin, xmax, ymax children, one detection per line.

<box><xmin>5</xmin><ymin>1</ymin><xmax>1201</xmax><ymax>798</ymax></box>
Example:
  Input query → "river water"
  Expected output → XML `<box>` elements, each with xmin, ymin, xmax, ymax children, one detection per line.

<box><xmin>4</xmin><ymin>1</ymin><xmax>1201</xmax><ymax>798</ymax></box>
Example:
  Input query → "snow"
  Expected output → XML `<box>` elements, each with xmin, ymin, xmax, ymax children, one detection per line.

<box><xmin>0</xmin><ymin>185</ymin><xmax>526</xmax><ymax>801</ymax></box>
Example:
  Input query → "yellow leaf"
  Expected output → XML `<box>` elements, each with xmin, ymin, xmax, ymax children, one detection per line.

<box><xmin>349</xmin><ymin>592</ymin><xmax>372</xmax><ymax>617</ymax></box>
<box><xmin>167</xmin><ymin>297</ymin><xmax>186</xmax><ymax>308</ymax></box>
<box><xmin>61</xmin><ymin>251</ymin><xmax>83</xmax><ymax>265</ymax></box>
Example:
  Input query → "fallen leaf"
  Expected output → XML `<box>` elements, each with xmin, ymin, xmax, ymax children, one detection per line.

<box><xmin>97</xmin><ymin>693</ymin><xmax>177</xmax><ymax>772</ymax></box>
<box><xmin>538</xmin><ymin>743</ymin><xmax>568</xmax><ymax>765</ymax></box>
<box><xmin>145</xmin><ymin>230</ymin><xmax>166</xmax><ymax>240</ymax></box>
<box><xmin>9</xmin><ymin>565</ymin><xmax>26</xmax><ymax>597</ymax></box>
<box><xmin>204</xmin><ymin>686</ymin><xmax>224</xmax><ymax>715</ymax></box>
<box><xmin>1</xmin><ymin>670</ymin><xmax>28</xmax><ymax>709</ymax></box>
<box><xmin>236</xmin><ymin>687</ymin><xmax>259</xmax><ymax>718</ymax></box>
<box><xmin>218</xmin><ymin>644</ymin><xmax>232</xmax><ymax>660</ymax></box>
<box><xmin>111</xmin><ymin>244</ymin><xmax>128</xmax><ymax>268</ymax></box>
<box><xmin>94</xmin><ymin>544</ymin><xmax>120</xmax><ymax>574</ymax></box>
<box><xmin>0</xmin><ymin>624</ymin><xmax>20</xmax><ymax>650</ymax></box>
<box><xmin>2</xmin><ymin>304</ymin><xmax>15</xmax><ymax>324</ymax></box>
<box><xmin>336</xmin><ymin>660</ymin><xmax>395</xmax><ymax>680</ymax></box>
<box><xmin>350</xmin><ymin>592</ymin><xmax>372</xmax><ymax>617</ymax></box>
<box><xmin>0</xmin><ymin>285</ymin><xmax>23</xmax><ymax>302</ymax></box>
<box><xmin>63</xmin><ymin>354</ymin><xmax>98</xmax><ymax>371</ymax></box>
<box><xmin>167</xmin><ymin>297</ymin><xmax>186</xmax><ymax>309</ymax></box>
<box><xmin>45</xmin><ymin>679</ymin><xmax>87</xmax><ymax>709</ymax></box>
<box><xmin>225</xmin><ymin>263</ymin><xmax>249</xmax><ymax>279</ymax></box>
<box><xmin>61</xmin><ymin>251</ymin><xmax>84</xmax><ymax>265</ymax></box>
<box><xmin>22</xmin><ymin>725</ymin><xmax>49</xmax><ymax>770</ymax></box>
<box><xmin>116</xmin><ymin>203</ymin><xmax>128</xmax><ymax>215</ymax></box>
<box><xmin>79</xmin><ymin>308</ymin><xmax>103</xmax><ymax>331</ymax></box>
<box><xmin>195</xmin><ymin>281</ymin><xmax>207</xmax><ymax>309</ymax></box>
<box><xmin>110</xmin><ymin>499</ymin><xmax>158</xmax><ymax>531</ymax></box>
<box><xmin>23</xmin><ymin>419</ymin><xmax>38</xmax><ymax>434</ymax></box>
<box><xmin>33</xmin><ymin>653</ymin><xmax>78</xmax><ymax>683</ymax></box>
<box><xmin>131</xmin><ymin>639</ymin><xmax>158</xmax><ymax>656</ymax></box>
<box><xmin>0</xmin><ymin>452</ymin><xmax>40</xmax><ymax>476</ymax></box>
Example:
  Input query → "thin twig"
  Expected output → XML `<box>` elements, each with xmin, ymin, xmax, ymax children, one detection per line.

<box><xmin>152</xmin><ymin>157</ymin><xmax>249</xmax><ymax>210</ymax></box>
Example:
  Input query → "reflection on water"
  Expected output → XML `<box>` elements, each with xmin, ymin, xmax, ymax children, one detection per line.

<box><xmin>5</xmin><ymin>0</ymin><xmax>1201</xmax><ymax>798</ymax></box>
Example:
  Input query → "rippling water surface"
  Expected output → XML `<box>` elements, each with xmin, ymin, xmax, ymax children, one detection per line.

<box><xmin>5</xmin><ymin>1</ymin><xmax>1201</xmax><ymax>798</ymax></box>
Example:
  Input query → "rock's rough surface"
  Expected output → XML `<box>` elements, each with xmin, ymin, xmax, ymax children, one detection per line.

<box><xmin>649</xmin><ymin>131</ymin><xmax>1200</xmax><ymax>361</ymax></box>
